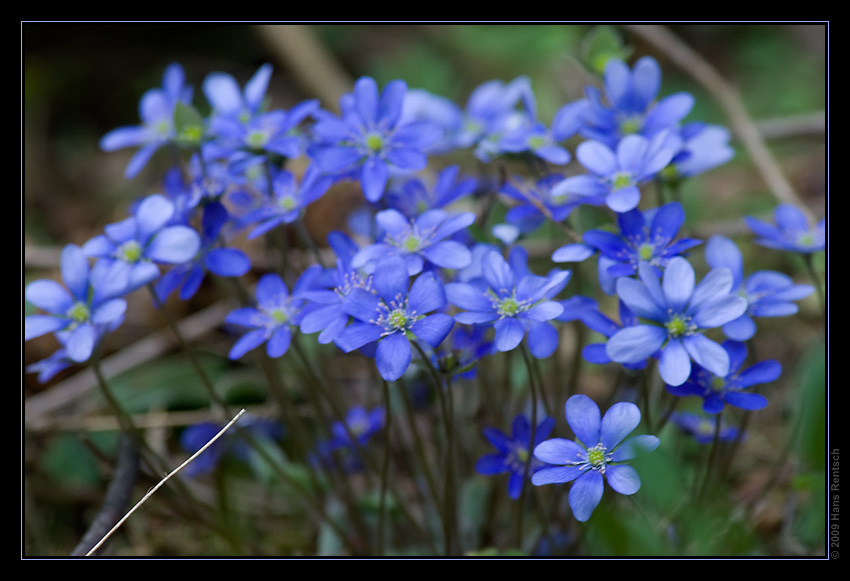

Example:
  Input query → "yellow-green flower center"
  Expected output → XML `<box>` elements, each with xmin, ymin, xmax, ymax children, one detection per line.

<box><xmin>665</xmin><ymin>315</ymin><xmax>688</xmax><ymax>337</ymax></box>
<box><xmin>611</xmin><ymin>171</ymin><xmax>633</xmax><ymax>190</ymax></box>
<box><xmin>365</xmin><ymin>133</ymin><xmax>384</xmax><ymax>152</ymax></box>
<box><xmin>68</xmin><ymin>301</ymin><xmax>90</xmax><ymax>323</ymax></box>
<box><xmin>278</xmin><ymin>196</ymin><xmax>296</xmax><ymax>211</ymax></box>
<box><xmin>638</xmin><ymin>243</ymin><xmax>654</xmax><ymax>261</ymax></box>
<box><xmin>247</xmin><ymin>129</ymin><xmax>269</xmax><ymax>149</ymax></box>
<box><xmin>619</xmin><ymin>116</ymin><xmax>642</xmax><ymax>135</ymax></box>
<box><xmin>498</xmin><ymin>296</ymin><xmax>522</xmax><ymax>317</ymax></box>
<box><xmin>118</xmin><ymin>240</ymin><xmax>143</xmax><ymax>264</ymax></box>
<box><xmin>528</xmin><ymin>135</ymin><xmax>546</xmax><ymax>150</ymax></box>
<box><xmin>798</xmin><ymin>233</ymin><xmax>814</xmax><ymax>247</ymax></box>
<box><xmin>586</xmin><ymin>444</ymin><xmax>608</xmax><ymax>468</ymax></box>
<box><xmin>387</xmin><ymin>308</ymin><xmax>409</xmax><ymax>330</ymax></box>
<box><xmin>269</xmin><ymin>308</ymin><xmax>289</xmax><ymax>325</ymax></box>
<box><xmin>403</xmin><ymin>235</ymin><xmax>422</xmax><ymax>252</ymax></box>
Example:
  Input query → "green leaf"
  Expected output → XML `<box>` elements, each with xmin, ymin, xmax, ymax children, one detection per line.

<box><xmin>580</xmin><ymin>25</ymin><xmax>633</xmax><ymax>75</ymax></box>
<box><xmin>173</xmin><ymin>101</ymin><xmax>205</xmax><ymax>147</ymax></box>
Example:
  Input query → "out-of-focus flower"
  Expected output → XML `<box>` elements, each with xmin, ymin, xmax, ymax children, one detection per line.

<box><xmin>745</xmin><ymin>203</ymin><xmax>825</xmax><ymax>254</ymax></box>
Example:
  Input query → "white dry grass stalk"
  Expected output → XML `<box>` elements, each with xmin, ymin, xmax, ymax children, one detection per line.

<box><xmin>85</xmin><ymin>408</ymin><xmax>247</xmax><ymax>557</ymax></box>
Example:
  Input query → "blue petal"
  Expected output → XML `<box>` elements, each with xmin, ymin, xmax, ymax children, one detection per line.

<box><xmin>375</xmin><ymin>332</ymin><xmax>411</xmax><ymax>381</ymax></box>
<box><xmin>606</xmin><ymin>324</ymin><xmax>666</xmax><ymax>364</ymax></box>
<box><xmin>493</xmin><ymin>318</ymin><xmax>525</xmax><ymax>352</ymax></box>
<box><xmin>228</xmin><ymin>329</ymin><xmax>267</xmax><ymax>359</ymax></box>
<box><xmin>26</xmin><ymin>280</ymin><xmax>73</xmax><ymax>314</ymax></box>
<box><xmin>204</xmin><ymin>247</ymin><xmax>251</xmax><ymax>277</ymax></box>
<box><xmin>361</xmin><ymin>157</ymin><xmax>389</xmax><ymax>203</ymax></box>
<box><xmin>256</xmin><ymin>273</ymin><xmax>289</xmax><ymax>308</ymax></box>
<box><xmin>533</xmin><ymin>437</ymin><xmax>585</xmax><ymax>466</ymax></box>
<box><xmin>662</xmin><ymin>255</ymin><xmax>695</xmax><ymax>313</ymax></box>
<box><xmin>736</xmin><ymin>359</ymin><xmax>782</xmax><ymax>388</ymax></box>
<box><xmin>531</xmin><ymin>465</ymin><xmax>583</xmax><ymax>486</ymax></box>
<box><xmin>66</xmin><ymin>324</ymin><xmax>96</xmax><ymax>362</ymax></box>
<box><xmin>600</xmin><ymin>401</ymin><xmax>641</xmax><ymax>450</ymax></box>
<box><xmin>266</xmin><ymin>325</ymin><xmax>292</xmax><ymax>358</ymax></box>
<box><xmin>565</xmin><ymin>394</ymin><xmax>601</xmax><ymax>447</ymax></box>
<box><xmin>476</xmin><ymin>453</ymin><xmax>509</xmax><ymax>475</ymax></box>
<box><xmin>410</xmin><ymin>313</ymin><xmax>454</xmax><ymax>348</ymax></box>
<box><xmin>659</xmin><ymin>338</ymin><xmax>692</xmax><ymax>386</ymax></box>
<box><xmin>445</xmin><ymin>282</ymin><xmax>494</xmax><ymax>313</ymax></box>
<box><xmin>611</xmin><ymin>435</ymin><xmax>660</xmax><ymax>462</ymax></box>
<box><xmin>25</xmin><ymin>314</ymin><xmax>70</xmax><ymax>341</ymax></box>
<box><xmin>147</xmin><ymin>226</ymin><xmax>201</xmax><ymax>264</ymax></box>
<box><xmin>335</xmin><ymin>321</ymin><xmax>384</xmax><ymax>353</ymax></box>
<box><xmin>526</xmin><ymin>321</ymin><xmax>559</xmax><ymax>359</ymax></box>
<box><xmin>422</xmin><ymin>240</ymin><xmax>471</xmax><ymax>270</ymax></box>
<box><xmin>724</xmin><ymin>391</ymin><xmax>768</xmax><ymax>411</ymax></box>
<box><xmin>371</xmin><ymin>256</ymin><xmax>409</xmax><ymax>303</ymax></box>
<box><xmin>570</xmin><ymin>471</ymin><xmax>604</xmax><ymax>522</ymax></box>
<box><xmin>60</xmin><ymin>245</ymin><xmax>90</xmax><ymax>302</ymax></box>
<box><xmin>605</xmin><ymin>464</ymin><xmax>641</xmax><ymax>495</ymax></box>
<box><xmin>616</xmin><ymin>275</ymin><xmax>665</xmax><ymax>322</ymax></box>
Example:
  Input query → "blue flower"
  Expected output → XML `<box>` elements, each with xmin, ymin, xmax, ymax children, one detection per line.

<box><xmin>203</xmin><ymin>63</ymin><xmax>274</xmax><ymax>123</ymax></box>
<box><xmin>577</xmin><ymin>56</ymin><xmax>694</xmax><ymax>149</ymax></box>
<box><xmin>550</xmin><ymin>132</ymin><xmax>675</xmax><ymax>213</ymax></box>
<box><xmin>335</xmin><ymin>256</ymin><xmax>455</xmax><ymax>381</ymax></box>
<box><xmin>532</xmin><ymin>394</ymin><xmax>660</xmax><ymax>522</ymax></box>
<box><xmin>500</xmin><ymin>173</ymin><xmax>604</xmax><ymax>236</ymax></box>
<box><xmin>311</xmin><ymin>406</ymin><xmax>385</xmax><ymax>473</ymax></box>
<box><xmin>576</xmin><ymin>299</ymin><xmax>651</xmax><ymax>370</ymax></box>
<box><xmin>382</xmin><ymin>164</ymin><xmax>477</xmax><ymax>219</ymax></box>
<box><xmin>661</xmin><ymin>122</ymin><xmax>734</xmax><ymax>182</ymax></box>
<box><xmin>25</xmin><ymin>245</ymin><xmax>128</xmax><ymax>363</ymax></box>
<box><xmin>100</xmin><ymin>63</ymin><xmax>194</xmax><ymax>179</ymax></box>
<box><xmin>670</xmin><ymin>412</ymin><xmax>740</xmax><ymax>444</ymax></box>
<box><xmin>350</xmin><ymin>207</ymin><xmax>475</xmax><ymax>276</ymax></box>
<box><xmin>225</xmin><ymin>267</ymin><xmax>320</xmax><ymax>360</ymax></box>
<box><xmin>239</xmin><ymin>164</ymin><xmax>333</xmax><ymax>239</ymax></box>
<box><xmin>705</xmin><ymin>235</ymin><xmax>814</xmax><ymax>340</ymax></box>
<box><xmin>155</xmin><ymin>201</ymin><xmax>251</xmax><ymax>302</ymax></box>
<box><xmin>744</xmin><ymin>203</ymin><xmax>825</xmax><ymax>254</ymax></box>
<box><xmin>666</xmin><ymin>340</ymin><xmax>778</xmax><ymax>414</ymax></box>
<box><xmin>476</xmin><ymin>414</ymin><xmax>556</xmax><ymax>500</ymax></box>
<box><xmin>309</xmin><ymin>76</ymin><xmax>442</xmax><ymax>203</ymax></box>
<box><xmin>180</xmin><ymin>414</ymin><xmax>284</xmax><ymax>478</ymax></box>
<box><xmin>445</xmin><ymin>247</ymin><xmax>569</xmax><ymax>358</ymax></box>
<box><xmin>605</xmin><ymin>257</ymin><xmax>748</xmax><ymax>386</ymax></box>
<box><xmin>82</xmin><ymin>194</ymin><xmax>202</xmax><ymax>294</ymax></box>
<box><xmin>553</xmin><ymin>201</ymin><xmax>702</xmax><ymax>294</ymax></box>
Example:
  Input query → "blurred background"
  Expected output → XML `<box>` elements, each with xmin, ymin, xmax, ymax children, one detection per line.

<box><xmin>23</xmin><ymin>23</ymin><xmax>827</xmax><ymax>557</ymax></box>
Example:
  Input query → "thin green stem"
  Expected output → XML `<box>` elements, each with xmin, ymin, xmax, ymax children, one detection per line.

<box><xmin>377</xmin><ymin>376</ymin><xmax>392</xmax><ymax>555</ymax></box>
<box><xmin>802</xmin><ymin>253</ymin><xmax>825</xmax><ymax>316</ymax></box>
<box><xmin>515</xmin><ymin>342</ymin><xmax>539</xmax><ymax>551</ymax></box>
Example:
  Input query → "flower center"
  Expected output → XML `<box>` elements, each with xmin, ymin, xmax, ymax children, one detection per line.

<box><xmin>373</xmin><ymin>294</ymin><xmax>417</xmax><ymax>335</ymax></box>
<box><xmin>528</xmin><ymin>135</ymin><xmax>547</xmax><ymax>150</ymax></box>
<box><xmin>585</xmin><ymin>443</ymin><xmax>611</xmax><ymax>473</ymax></box>
<box><xmin>247</xmin><ymin>129</ymin><xmax>270</xmax><ymax>149</ymax></box>
<box><xmin>67</xmin><ymin>301</ymin><xmax>90</xmax><ymax>323</ymax></box>
<box><xmin>117</xmin><ymin>240</ymin><xmax>143</xmax><ymax>264</ymax></box>
<box><xmin>365</xmin><ymin>133</ymin><xmax>385</xmax><ymax>153</ymax></box>
<box><xmin>268</xmin><ymin>307</ymin><xmax>290</xmax><ymax>326</ymax></box>
<box><xmin>610</xmin><ymin>171</ymin><xmax>634</xmax><ymax>191</ymax></box>
<box><xmin>710</xmin><ymin>376</ymin><xmax>726</xmax><ymax>393</ymax></box>
<box><xmin>403</xmin><ymin>235</ymin><xmax>422</xmax><ymax>252</ymax></box>
<box><xmin>493</xmin><ymin>290</ymin><xmax>529</xmax><ymax>319</ymax></box>
<box><xmin>638</xmin><ymin>242</ymin><xmax>655</xmax><ymax>261</ymax></box>
<box><xmin>278</xmin><ymin>196</ymin><xmax>297</xmax><ymax>211</ymax></box>
<box><xmin>619</xmin><ymin>115</ymin><xmax>643</xmax><ymax>135</ymax></box>
<box><xmin>665</xmin><ymin>314</ymin><xmax>692</xmax><ymax>338</ymax></box>
<box><xmin>797</xmin><ymin>232</ymin><xmax>814</xmax><ymax>247</ymax></box>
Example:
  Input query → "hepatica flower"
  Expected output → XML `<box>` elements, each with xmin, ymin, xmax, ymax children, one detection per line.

<box><xmin>155</xmin><ymin>200</ymin><xmax>251</xmax><ymax>302</ymax></box>
<box><xmin>335</xmin><ymin>256</ymin><xmax>455</xmax><ymax>381</ymax></box>
<box><xmin>532</xmin><ymin>394</ymin><xmax>660</xmax><ymax>522</ymax></box>
<box><xmin>312</xmin><ymin>406</ymin><xmax>386</xmax><ymax>473</ymax></box>
<box><xmin>605</xmin><ymin>257</ymin><xmax>748</xmax><ymax>386</ymax></box>
<box><xmin>225</xmin><ymin>268</ymin><xmax>319</xmax><ymax>360</ymax></box>
<box><xmin>100</xmin><ymin>62</ymin><xmax>193</xmax><ymax>179</ymax></box>
<box><xmin>350</xmin><ymin>207</ymin><xmax>475</xmax><ymax>276</ymax></box>
<box><xmin>82</xmin><ymin>193</ymin><xmax>201</xmax><ymax>294</ymax></box>
<box><xmin>25</xmin><ymin>245</ymin><xmax>128</xmax><ymax>363</ymax></box>
<box><xmin>744</xmin><ymin>203</ymin><xmax>825</xmax><ymax>254</ymax></box>
<box><xmin>445</xmin><ymin>248</ymin><xmax>569</xmax><ymax>357</ymax></box>
<box><xmin>476</xmin><ymin>414</ymin><xmax>556</xmax><ymax>500</ymax></box>
<box><xmin>666</xmin><ymin>340</ymin><xmax>778</xmax><ymax>414</ymax></box>
<box><xmin>578</xmin><ymin>56</ymin><xmax>694</xmax><ymax>149</ymax></box>
<box><xmin>310</xmin><ymin>76</ymin><xmax>442</xmax><ymax>203</ymax></box>
<box><xmin>670</xmin><ymin>412</ymin><xmax>740</xmax><ymax>444</ymax></box>
<box><xmin>550</xmin><ymin>132</ymin><xmax>675</xmax><ymax>213</ymax></box>
<box><xmin>553</xmin><ymin>201</ymin><xmax>701</xmax><ymax>294</ymax></box>
<box><xmin>705</xmin><ymin>235</ymin><xmax>814</xmax><ymax>340</ymax></box>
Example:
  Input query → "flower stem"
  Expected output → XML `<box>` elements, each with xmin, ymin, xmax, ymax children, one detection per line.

<box><xmin>516</xmin><ymin>342</ymin><xmax>540</xmax><ymax>551</ymax></box>
<box><xmin>411</xmin><ymin>340</ymin><xmax>458</xmax><ymax>555</ymax></box>
<box><xmin>377</xmin><ymin>376</ymin><xmax>392</xmax><ymax>555</ymax></box>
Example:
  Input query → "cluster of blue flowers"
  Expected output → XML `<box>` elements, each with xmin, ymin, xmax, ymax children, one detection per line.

<box><xmin>25</xmin><ymin>54</ymin><xmax>821</xmax><ymax>530</ymax></box>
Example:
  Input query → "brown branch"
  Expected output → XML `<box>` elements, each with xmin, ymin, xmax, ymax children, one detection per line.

<box><xmin>623</xmin><ymin>24</ymin><xmax>816</xmax><ymax>222</ymax></box>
